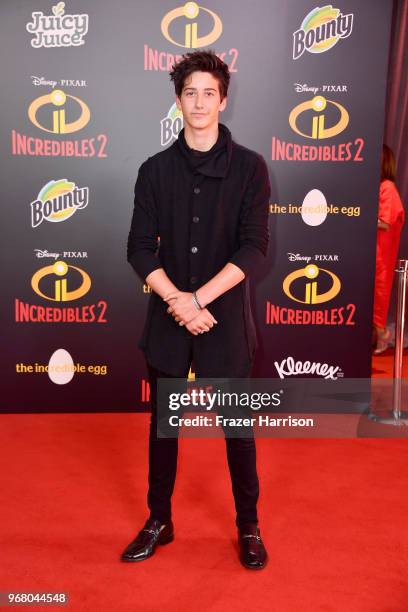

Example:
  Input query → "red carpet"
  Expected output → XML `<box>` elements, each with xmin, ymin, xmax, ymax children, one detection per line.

<box><xmin>1</xmin><ymin>353</ymin><xmax>408</xmax><ymax>611</ymax></box>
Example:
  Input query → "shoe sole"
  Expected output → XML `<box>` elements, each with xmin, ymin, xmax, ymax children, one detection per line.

<box><xmin>240</xmin><ymin>554</ymin><xmax>268</xmax><ymax>570</ymax></box>
<box><xmin>120</xmin><ymin>533</ymin><xmax>174</xmax><ymax>563</ymax></box>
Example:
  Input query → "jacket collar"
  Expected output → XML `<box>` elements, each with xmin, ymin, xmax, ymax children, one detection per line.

<box><xmin>176</xmin><ymin>123</ymin><xmax>232</xmax><ymax>178</ymax></box>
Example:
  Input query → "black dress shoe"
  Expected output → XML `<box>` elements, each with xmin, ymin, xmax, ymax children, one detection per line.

<box><xmin>121</xmin><ymin>518</ymin><xmax>174</xmax><ymax>562</ymax></box>
<box><xmin>238</xmin><ymin>524</ymin><xmax>268</xmax><ymax>570</ymax></box>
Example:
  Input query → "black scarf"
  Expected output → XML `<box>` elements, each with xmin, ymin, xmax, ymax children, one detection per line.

<box><xmin>176</xmin><ymin>123</ymin><xmax>232</xmax><ymax>178</ymax></box>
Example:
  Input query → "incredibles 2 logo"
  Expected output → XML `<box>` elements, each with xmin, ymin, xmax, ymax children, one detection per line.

<box><xmin>283</xmin><ymin>264</ymin><xmax>340</xmax><ymax>304</ymax></box>
<box><xmin>31</xmin><ymin>260</ymin><xmax>91</xmax><ymax>302</ymax></box>
<box><xmin>289</xmin><ymin>95</ymin><xmax>348</xmax><ymax>139</ymax></box>
<box><xmin>272</xmin><ymin>96</ymin><xmax>364</xmax><ymax>162</ymax></box>
<box><xmin>28</xmin><ymin>89</ymin><xmax>90</xmax><ymax>134</ymax></box>
<box><xmin>15</xmin><ymin>261</ymin><xmax>108</xmax><ymax>324</ymax></box>
<box><xmin>266</xmin><ymin>265</ymin><xmax>356</xmax><ymax>326</ymax></box>
<box><xmin>11</xmin><ymin>89</ymin><xmax>108</xmax><ymax>158</ymax></box>
<box><xmin>161</xmin><ymin>1</ymin><xmax>222</xmax><ymax>48</ymax></box>
<box><xmin>144</xmin><ymin>2</ymin><xmax>238</xmax><ymax>72</ymax></box>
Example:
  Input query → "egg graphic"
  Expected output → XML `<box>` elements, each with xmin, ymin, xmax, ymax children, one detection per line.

<box><xmin>301</xmin><ymin>189</ymin><xmax>328</xmax><ymax>226</ymax></box>
<box><xmin>48</xmin><ymin>348</ymin><xmax>75</xmax><ymax>385</ymax></box>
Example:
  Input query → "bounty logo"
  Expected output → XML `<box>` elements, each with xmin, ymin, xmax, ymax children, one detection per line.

<box><xmin>161</xmin><ymin>103</ymin><xmax>183</xmax><ymax>146</ymax></box>
<box><xmin>30</xmin><ymin>179</ymin><xmax>89</xmax><ymax>228</ymax></box>
<box><xmin>293</xmin><ymin>6</ymin><xmax>354</xmax><ymax>60</ymax></box>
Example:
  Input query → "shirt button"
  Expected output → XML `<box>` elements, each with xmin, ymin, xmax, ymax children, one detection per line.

<box><xmin>190</xmin><ymin>276</ymin><xmax>198</xmax><ymax>284</ymax></box>
<box><xmin>191</xmin><ymin>246</ymin><xmax>198</xmax><ymax>254</ymax></box>
<box><xmin>192</xmin><ymin>216</ymin><xmax>200</xmax><ymax>223</ymax></box>
<box><xmin>193</xmin><ymin>187</ymin><xmax>200</xmax><ymax>194</ymax></box>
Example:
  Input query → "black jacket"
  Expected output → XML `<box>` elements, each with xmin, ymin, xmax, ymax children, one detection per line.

<box><xmin>127</xmin><ymin>124</ymin><xmax>270</xmax><ymax>376</ymax></box>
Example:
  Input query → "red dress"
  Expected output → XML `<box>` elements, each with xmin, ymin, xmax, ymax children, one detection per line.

<box><xmin>373</xmin><ymin>180</ymin><xmax>405</xmax><ymax>328</ymax></box>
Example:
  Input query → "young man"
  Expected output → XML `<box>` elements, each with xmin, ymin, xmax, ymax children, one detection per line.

<box><xmin>123</xmin><ymin>50</ymin><xmax>270</xmax><ymax>569</ymax></box>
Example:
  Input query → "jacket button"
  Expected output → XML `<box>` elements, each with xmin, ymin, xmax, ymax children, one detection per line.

<box><xmin>191</xmin><ymin>246</ymin><xmax>198</xmax><ymax>254</ymax></box>
<box><xmin>192</xmin><ymin>216</ymin><xmax>200</xmax><ymax>223</ymax></box>
<box><xmin>193</xmin><ymin>187</ymin><xmax>200</xmax><ymax>194</ymax></box>
<box><xmin>190</xmin><ymin>276</ymin><xmax>198</xmax><ymax>284</ymax></box>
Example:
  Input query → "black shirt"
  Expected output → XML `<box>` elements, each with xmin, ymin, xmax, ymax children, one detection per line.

<box><xmin>127</xmin><ymin>124</ymin><xmax>270</xmax><ymax>376</ymax></box>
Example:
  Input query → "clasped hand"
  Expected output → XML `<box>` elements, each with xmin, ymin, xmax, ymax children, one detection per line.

<box><xmin>164</xmin><ymin>291</ymin><xmax>217</xmax><ymax>336</ymax></box>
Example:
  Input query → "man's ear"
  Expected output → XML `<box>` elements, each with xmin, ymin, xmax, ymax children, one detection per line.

<box><xmin>176</xmin><ymin>96</ymin><xmax>182</xmax><ymax>111</ymax></box>
<box><xmin>219</xmin><ymin>96</ymin><xmax>227</xmax><ymax>112</ymax></box>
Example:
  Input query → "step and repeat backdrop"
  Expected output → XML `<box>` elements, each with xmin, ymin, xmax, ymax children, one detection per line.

<box><xmin>0</xmin><ymin>1</ymin><xmax>392</xmax><ymax>411</ymax></box>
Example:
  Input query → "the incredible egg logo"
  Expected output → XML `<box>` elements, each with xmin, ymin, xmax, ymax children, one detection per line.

<box><xmin>48</xmin><ymin>348</ymin><xmax>75</xmax><ymax>384</ymax></box>
<box><xmin>301</xmin><ymin>189</ymin><xmax>328</xmax><ymax>226</ymax></box>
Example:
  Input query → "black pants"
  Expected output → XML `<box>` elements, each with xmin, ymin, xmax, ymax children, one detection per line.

<box><xmin>147</xmin><ymin>363</ymin><xmax>259</xmax><ymax>530</ymax></box>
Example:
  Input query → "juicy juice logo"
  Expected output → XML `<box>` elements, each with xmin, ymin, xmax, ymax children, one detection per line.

<box><xmin>26</xmin><ymin>2</ymin><xmax>89</xmax><ymax>48</ymax></box>
<box><xmin>293</xmin><ymin>5</ymin><xmax>353</xmax><ymax>60</ymax></box>
<box><xmin>30</xmin><ymin>179</ymin><xmax>89</xmax><ymax>228</ymax></box>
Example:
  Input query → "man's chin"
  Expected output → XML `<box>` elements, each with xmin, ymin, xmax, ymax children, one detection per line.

<box><xmin>186</xmin><ymin>118</ymin><xmax>213</xmax><ymax>130</ymax></box>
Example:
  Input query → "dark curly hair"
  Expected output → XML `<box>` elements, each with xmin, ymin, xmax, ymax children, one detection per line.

<box><xmin>169</xmin><ymin>50</ymin><xmax>230</xmax><ymax>100</ymax></box>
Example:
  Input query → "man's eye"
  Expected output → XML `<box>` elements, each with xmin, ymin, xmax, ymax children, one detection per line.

<box><xmin>186</xmin><ymin>91</ymin><xmax>195</xmax><ymax>96</ymax></box>
<box><xmin>205</xmin><ymin>92</ymin><xmax>214</xmax><ymax>96</ymax></box>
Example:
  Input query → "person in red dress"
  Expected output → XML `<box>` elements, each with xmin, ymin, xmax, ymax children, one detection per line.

<box><xmin>373</xmin><ymin>144</ymin><xmax>405</xmax><ymax>354</ymax></box>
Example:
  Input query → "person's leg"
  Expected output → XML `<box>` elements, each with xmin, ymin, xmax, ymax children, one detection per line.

<box><xmin>195</xmin><ymin>363</ymin><xmax>260</xmax><ymax>529</ymax></box>
<box><xmin>121</xmin><ymin>361</ymin><xmax>190</xmax><ymax>562</ymax></box>
<box><xmin>221</xmin><ymin>374</ymin><xmax>266</xmax><ymax>568</ymax></box>
<box><xmin>225</xmin><ymin>435</ymin><xmax>259</xmax><ymax>529</ymax></box>
<box><xmin>373</xmin><ymin>326</ymin><xmax>391</xmax><ymax>355</ymax></box>
<box><xmin>219</xmin><ymin>382</ymin><xmax>266</xmax><ymax>569</ymax></box>
<box><xmin>195</xmin><ymin>362</ymin><xmax>266</xmax><ymax>567</ymax></box>
<box><xmin>226</xmin><ymin>433</ymin><xmax>266</xmax><ymax>569</ymax></box>
<box><xmin>147</xmin><ymin>363</ymin><xmax>180</xmax><ymax>524</ymax></box>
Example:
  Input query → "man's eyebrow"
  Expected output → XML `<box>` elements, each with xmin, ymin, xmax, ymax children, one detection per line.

<box><xmin>183</xmin><ymin>87</ymin><xmax>217</xmax><ymax>91</ymax></box>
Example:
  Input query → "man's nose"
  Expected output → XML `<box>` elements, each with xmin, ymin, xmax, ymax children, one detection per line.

<box><xmin>194</xmin><ymin>94</ymin><xmax>204</xmax><ymax>108</ymax></box>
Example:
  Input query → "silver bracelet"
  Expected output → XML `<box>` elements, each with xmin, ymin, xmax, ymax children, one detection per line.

<box><xmin>192</xmin><ymin>291</ymin><xmax>203</xmax><ymax>311</ymax></box>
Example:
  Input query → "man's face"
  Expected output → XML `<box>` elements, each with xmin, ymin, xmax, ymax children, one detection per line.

<box><xmin>176</xmin><ymin>71</ymin><xmax>227</xmax><ymax>131</ymax></box>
